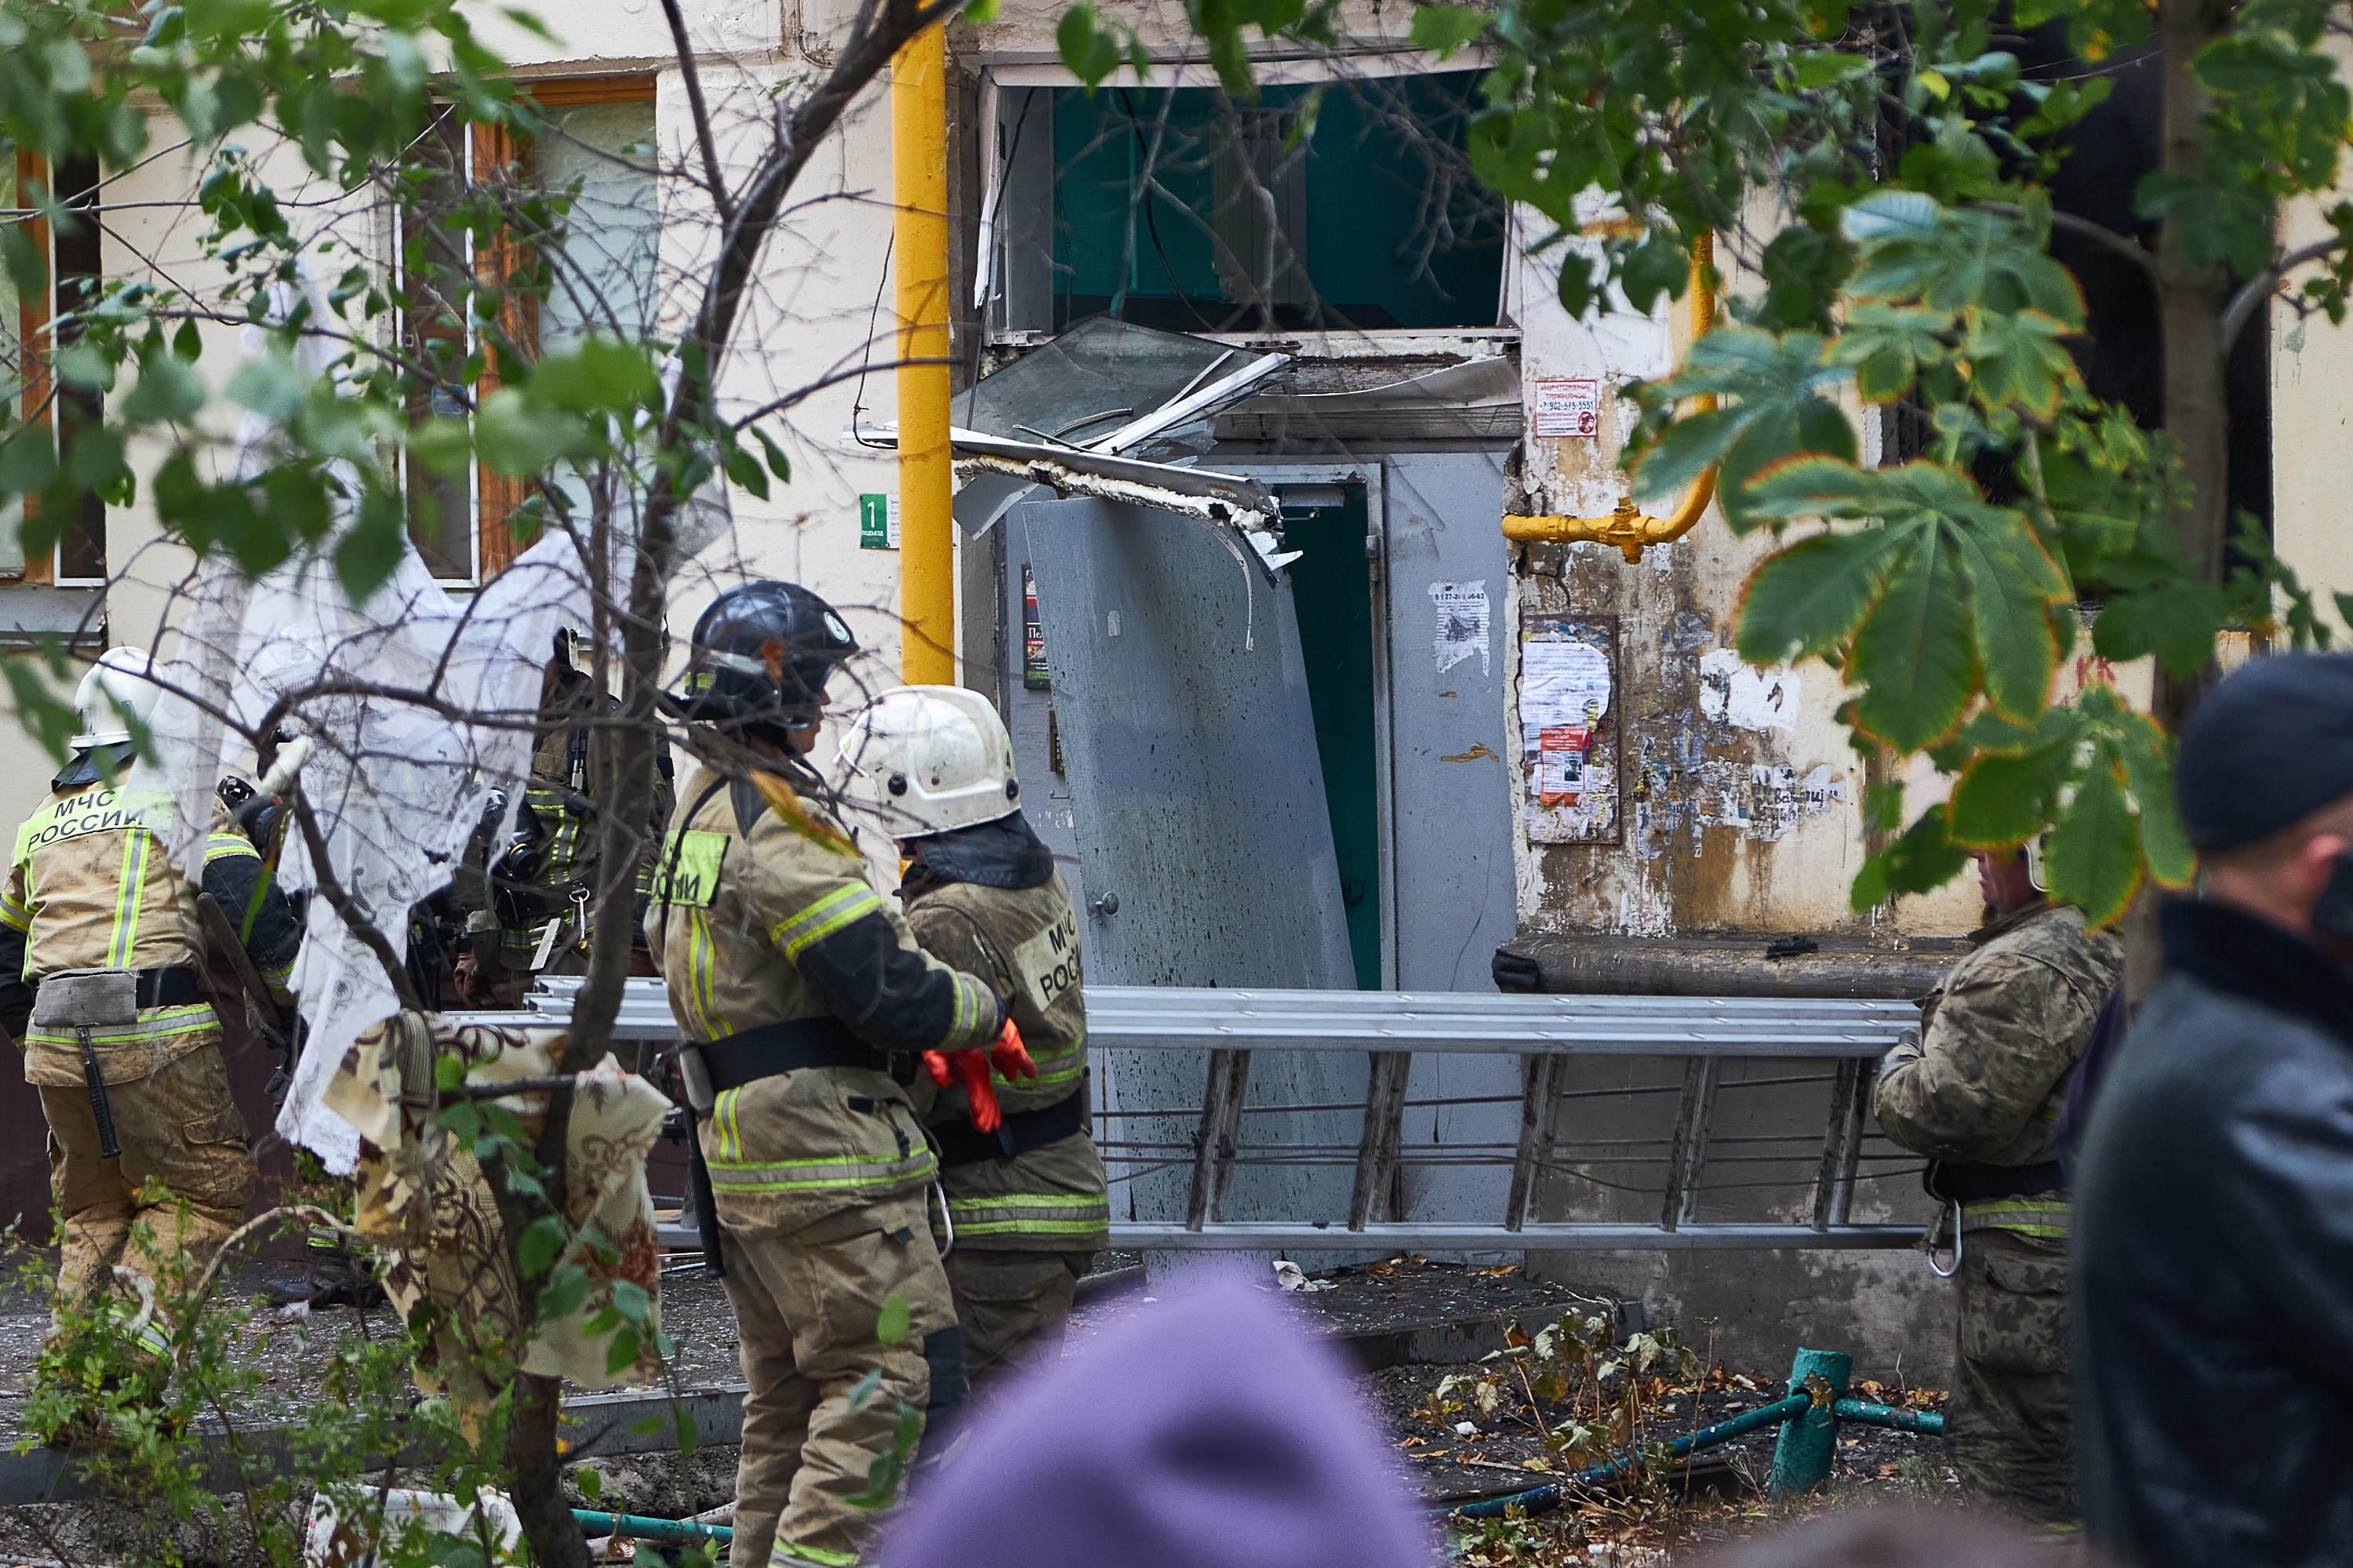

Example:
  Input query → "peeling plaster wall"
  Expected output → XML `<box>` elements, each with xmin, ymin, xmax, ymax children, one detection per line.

<box><xmin>1507</xmin><ymin>214</ymin><xmax>1983</xmax><ymax>947</ymax></box>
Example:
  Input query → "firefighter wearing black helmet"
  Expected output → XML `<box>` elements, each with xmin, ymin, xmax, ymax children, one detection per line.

<box><xmin>646</xmin><ymin>582</ymin><xmax>1031</xmax><ymax>1568</ymax></box>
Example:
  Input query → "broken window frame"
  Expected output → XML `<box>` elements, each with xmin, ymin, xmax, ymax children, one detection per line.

<box><xmin>973</xmin><ymin>50</ymin><xmax>1511</xmax><ymax>350</ymax></box>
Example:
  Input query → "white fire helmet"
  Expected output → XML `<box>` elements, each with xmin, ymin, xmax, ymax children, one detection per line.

<box><xmin>71</xmin><ymin>646</ymin><xmax>162</xmax><ymax>751</ymax></box>
<box><xmin>836</xmin><ymin>685</ymin><xmax>1020</xmax><ymax>839</ymax></box>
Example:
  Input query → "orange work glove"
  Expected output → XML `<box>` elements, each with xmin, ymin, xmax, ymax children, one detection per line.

<box><xmin>990</xmin><ymin>1018</ymin><xmax>1038</xmax><ymax>1083</ymax></box>
<box><xmin>924</xmin><ymin>1047</ymin><xmax>1003</xmax><ymax>1133</ymax></box>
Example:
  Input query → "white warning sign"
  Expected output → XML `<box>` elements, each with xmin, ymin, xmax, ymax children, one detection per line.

<box><xmin>1533</xmin><ymin>377</ymin><xmax>1602</xmax><ymax>438</ymax></box>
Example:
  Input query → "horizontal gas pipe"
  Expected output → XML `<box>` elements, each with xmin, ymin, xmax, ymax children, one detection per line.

<box><xmin>1501</xmin><ymin>231</ymin><xmax>1718</xmax><ymax>564</ymax></box>
<box><xmin>573</xmin><ymin>1509</ymin><xmax>733</xmax><ymax>1544</ymax></box>
<box><xmin>1440</xmin><ymin>1343</ymin><xmax>1947</xmax><ymax>1522</ymax></box>
<box><xmin>1833</xmin><ymin>1397</ymin><xmax>1946</xmax><ymax>1435</ymax></box>
<box><xmin>1442</xmin><ymin>1392</ymin><xmax>1811</xmax><ymax>1520</ymax></box>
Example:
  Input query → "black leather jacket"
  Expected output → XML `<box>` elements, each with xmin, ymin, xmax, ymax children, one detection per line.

<box><xmin>2075</xmin><ymin>900</ymin><xmax>2353</xmax><ymax>1568</ymax></box>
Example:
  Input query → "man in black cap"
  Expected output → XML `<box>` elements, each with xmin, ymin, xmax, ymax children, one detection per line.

<box><xmin>2075</xmin><ymin>652</ymin><xmax>2353</xmax><ymax>1568</ymax></box>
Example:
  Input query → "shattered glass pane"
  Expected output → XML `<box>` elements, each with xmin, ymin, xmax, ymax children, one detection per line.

<box><xmin>955</xmin><ymin>316</ymin><xmax>1243</xmax><ymax>452</ymax></box>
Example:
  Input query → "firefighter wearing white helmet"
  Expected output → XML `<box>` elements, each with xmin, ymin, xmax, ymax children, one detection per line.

<box><xmin>0</xmin><ymin>647</ymin><xmax>301</xmax><ymax>1366</ymax></box>
<box><xmin>838</xmin><ymin>686</ymin><xmax>1109</xmax><ymax>1384</ymax></box>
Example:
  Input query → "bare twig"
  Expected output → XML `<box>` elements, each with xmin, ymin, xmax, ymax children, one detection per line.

<box><xmin>2223</xmin><ymin>235</ymin><xmax>2344</xmax><ymax>347</ymax></box>
<box><xmin>660</xmin><ymin>0</ymin><xmax>737</xmax><ymax>225</ymax></box>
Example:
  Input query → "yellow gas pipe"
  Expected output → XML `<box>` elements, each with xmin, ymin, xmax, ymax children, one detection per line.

<box><xmin>1502</xmin><ymin>232</ymin><xmax>1718</xmax><ymax>564</ymax></box>
<box><xmin>893</xmin><ymin>23</ymin><xmax>954</xmax><ymax>682</ymax></box>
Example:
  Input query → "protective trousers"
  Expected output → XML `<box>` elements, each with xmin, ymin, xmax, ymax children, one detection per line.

<box><xmin>1949</xmin><ymin>1226</ymin><xmax>2075</xmax><ymax>1528</ymax></box>
<box><xmin>720</xmin><ymin>1201</ymin><xmax>955</xmax><ymax>1568</ymax></box>
<box><xmin>944</xmin><ymin>1249</ymin><xmax>1089</xmax><ymax>1385</ymax></box>
<box><xmin>37</xmin><ymin>1041</ymin><xmax>253</xmax><ymax>1334</ymax></box>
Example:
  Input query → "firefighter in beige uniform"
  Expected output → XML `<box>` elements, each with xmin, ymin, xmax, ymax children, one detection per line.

<box><xmin>839</xmin><ymin>686</ymin><xmax>1109</xmax><ymax>1382</ymax></box>
<box><xmin>0</xmin><ymin>649</ymin><xmax>300</xmax><ymax>1341</ymax></box>
<box><xmin>648</xmin><ymin>583</ymin><xmax>1029</xmax><ymax>1568</ymax></box>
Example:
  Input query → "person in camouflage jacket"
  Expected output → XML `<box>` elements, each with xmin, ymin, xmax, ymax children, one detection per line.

<box><xmin>1873</xmin><ymin>846</ymin><xmax>2119</xmax><ymax>1528</ymax></box>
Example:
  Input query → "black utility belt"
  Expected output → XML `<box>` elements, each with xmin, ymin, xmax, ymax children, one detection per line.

<box><xmin>123</xmin><ymin>966</ymin><xmax>204</xmax><ymax>1008</ymax></box>
<box><xmin>1926</xmin><ymin>1159</ymin><xmax>2065</xmax><ymax>1205</ymax></box>
<box><xmin>932</xmin><ymin>1083</ymin><xmax>1088</xmax><ymax>1170</ymax></box>
<box><xmin>696</xmin><ymin>1017</ymin><xmax>888</xmax><ymax>1093</ymax></box>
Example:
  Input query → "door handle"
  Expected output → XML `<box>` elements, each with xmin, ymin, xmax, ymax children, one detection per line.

<box><xmin>1090</xmin><ymin>892</ymin><xmax>1120</xmax><ymax>916</ymax></box>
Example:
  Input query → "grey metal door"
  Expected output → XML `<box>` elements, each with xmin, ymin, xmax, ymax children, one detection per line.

<box><xmin>1380</xmin><ymin>449</ymin><xmax>1522</xmax><ymax>1226</ymax></box>
<box><xmin>1016</xmin><ymin>496</ymin><xmax>1364</xmax><ymax>1231</ymax></box>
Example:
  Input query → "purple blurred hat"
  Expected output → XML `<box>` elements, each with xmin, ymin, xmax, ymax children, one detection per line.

<box><xmin>877</xmin><ymin>1279</ymin><xmax>1436</xmax><ymax>1568</ymax></box>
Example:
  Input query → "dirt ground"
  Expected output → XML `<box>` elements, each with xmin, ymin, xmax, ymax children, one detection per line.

<box><xmin>0</xmin><ymin>1250</ymin><xmax>1959</xmax><ymax>1564</ymax></box>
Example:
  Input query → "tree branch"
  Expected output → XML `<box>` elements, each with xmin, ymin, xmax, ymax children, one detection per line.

<box><xmin>287</xmin><ymin>790</ymin><xmax>426</xmax><ymax>1013</ymax></box>
<box><xmin>2222</xmin><ymin>236</ymin><xmax>2344</xmax><ymax>349</ymax></box>
<box><xmin>660</xmin><ymin>0</ymin><xmax>736</xmax><ymax>225</ymax></box>
<box><xmin>1973</xmin><ymin>201</ymin><xmax>2156</xmax><ymax>277</ymax></box>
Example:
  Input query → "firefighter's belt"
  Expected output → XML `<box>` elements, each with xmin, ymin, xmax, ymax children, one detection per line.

<box><xmin>31</xmin><ymin>966</ymin><xmax>202</xmax><ymax>1026</ymax></box>
<box><xmin>932</xmin><ymin>1083</ymin><xmax>1087</xmax><ymax>1170</ymax></box>
<box><xmin>1926</xmin><ymin>1159</ymin><xmax>2065</xmax><ymax>1205</ymax></box>
<box><xmin>697</xmin><ymin>1017</ymin><xmax>882</xmax><ymax>1091</ymax></box>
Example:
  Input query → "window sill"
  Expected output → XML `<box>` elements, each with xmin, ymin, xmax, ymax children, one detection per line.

<box><xmin>0</xmin><ymin>584</ymin><xmax>107</xmax><ymax>646</ymax></box>
<box><xmin>984</xmin><ymin>326</ymin><xmax>1522</xmax><ymax>362</ymax></box>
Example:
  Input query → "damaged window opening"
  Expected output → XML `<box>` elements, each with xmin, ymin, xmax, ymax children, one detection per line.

<box><xmin>990</xmin><ymin>72</ymin><xmax>1505</xmax><ymax>337</ymax></box>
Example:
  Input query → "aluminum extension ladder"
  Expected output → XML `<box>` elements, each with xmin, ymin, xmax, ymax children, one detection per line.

<box><xmin>485</xmin><ymin>978</ymin><xmax>1922</xmax><ymax>1253</ymax></box>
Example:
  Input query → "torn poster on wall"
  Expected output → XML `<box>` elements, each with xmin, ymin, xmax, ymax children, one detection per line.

<box><xmin>1431</xmin><ymin>580</ymin><xmax>1491</xmax><ymax>677</ymax></box>
<box><xmin>1698</xmin><ymin>648</ymin><xmax>1799</xmax><ymax>731</ymax></box>
<box><xmin>1698</xmin><ymin>762</ymin><xmax>1849</xmax><ymax>842</ymax></box>
<box><xmin>1519</xmin><ymin>613</ymin><xmax>1620</xmax><ymax>843</ymax></box>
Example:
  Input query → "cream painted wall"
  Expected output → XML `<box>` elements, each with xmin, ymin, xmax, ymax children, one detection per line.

<box><xmin>4</xmin><ymin>0</ymin><xmax>2335</xmax><ymax>946</ymax></box>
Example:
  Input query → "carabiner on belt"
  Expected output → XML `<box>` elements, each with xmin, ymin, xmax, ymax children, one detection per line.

<box><xmin>1925</xmin><ymin>1195</ymin><xmax>1964</xmax><ymax>1279</ymax></box>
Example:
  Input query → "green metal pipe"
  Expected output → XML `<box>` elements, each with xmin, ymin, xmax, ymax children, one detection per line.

<box><xmin>1440</xmin><ymin>1392</ymin><xmax>1813</xmax><ymax>1520</ymax></box>
<box><xmin>572</xmin><ymin>1509</ymin><xmax>733</xmax><ymax>1544</ymax></box>
<box><xmin>1832</xmin><ymin>1397</ymin><xmax>1945</xmax><ymax>1435</ymax></box>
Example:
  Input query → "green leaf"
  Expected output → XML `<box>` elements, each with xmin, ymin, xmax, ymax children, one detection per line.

<box><xmin>1787</xmin><ymin>49</ymin><xmax>1875</xmax><ymax>89</ymax></box>
<box><xmin>1056</xmin><ymin>4</ymin><xmax>1123</xmax><ymax>90</ymax></box>
<box><xmin>531</xmin><ymin>335</ymin><xmax>661</xmax><ymax>414</ymax></box>
<box><xmin>53</xmin><ymin>344</ymin><xmax>115</xmax><ymax>394</ymax></box>
<box><xmin>408</xmin><ymin>417</ymin><xmax>474</xmax><ymax>478</ymax></box>
<box><xmin>1408</xmin><ymin>3</ymin><xmax>1488</xmax><ymax>56</ymax></box>
<box><xmin>1850</xmin><ymin>533</ymin><xmax>1973</xmax><ymax>751</ymax></box>
<box><xmin>475</xmin><ymin>388</ymin><xmax>592</xmax><ymax>475</ymax></box>
<box><xmin>537</xmin><ymin>1262</ymin><xmax>592</xmax><ymax>1322</ymax></box>
<box><xmin>0</xmin><ymin>227</ymin><xmax>45</xmax><ymax>304</ymax></box>
<box><xmin>1628</xmin><ymin>406</ymin><xmax>1740</xmax><ymax>502</ymax></box>
<box><xmin>0</xmin><ymin>426</ymin><xmax>56</xmax><ymax>496</ymax></box>
<box><xmin>2114</xmin><ymin>713</ymin><xmax>2195</xmax><ymax>889</ymax></box>
<box><xmin>1734</xmin><ymin>527</ymin><xmax>1898</xmax><ymax>664</ymax></box>
<box><xmin>751</xmin><ymin>424</ymin><xmax>793</xmax><ymax>485</ymax></box>
<box><xmin>604</xmin><ymin>1326</ymin><xmax>643</xmax><ymax>1377</ymax></box>
<box><xmin>724</xmin><ymin>442</ymin><xmax>769</xmax><ymax>501</ymax></box>
<box><xmin>1840</xmin><ymin>190</ymin><xmax>1941</xmax><ymax>246</ymax></box>
<box><xmin>576</xmin><ymin>1467</ymin><xmax>603</xmax><ymax>1501</ymax></box>
<box><xmin>1951</xmin><ymin>513</ymin><xmax>2062</xmax><ymax>719</ymax></box>
<box><xmin>1631</xmin><ymin>328</ymin><xmax>1853</xmax><ymax>526</ymax></box>
<box><xmin>2046</xmin><ymin>744</ymin><xmax>2140</xmax><ymax>926</ymax></box>
<box><xmin>334</xmin><ymin>486</ymin><xmax>409</xmax><ymax>602</ymax></box>
<box><xmin>875</xmin><ymin>1294</ymin><xmax>911</xmax><ymax>1348</ymax></box>
<box><xmin>1962</xmin><ymin>310</ymin><xmax>2078</xmax><ymax>419</ymax></box>
<box><xmin>1849</xmin><ymin>802</ymin><xmax>1969</xmax><ymax>910</ymax></box>
<box><xmin>2091</xmin><ymin>586</ymin><xmax>2229</xmax><ymax>678</ymax></box>
<box><xmin>1619</xmin><ymin>231</ymin><xmax>1689</xmax><ymax>315</ymax></box>
<box><xmin>227</xmin><ymin>353</ymin><xmax>306</xmax><ymax>423</ymax></box>
<box><xmin>123</xmin><ymin>353</ymin><xmax>206</xmax><ymax>427</ymax></box>
<box><xmin>1947</xmin><ymin>742</ymin><xmax>2068</xmax><ymax>847</ymax></box>
<box><xmin>517</xmin><ymin>1214</ymin><xmax>566</xmax><ymax>1279</ymax></box>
